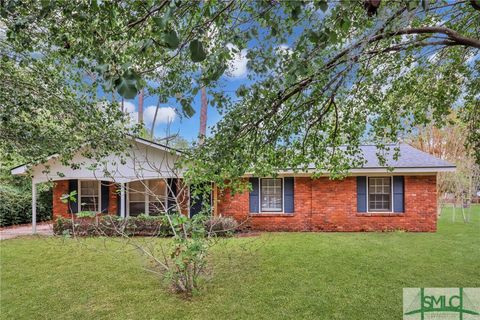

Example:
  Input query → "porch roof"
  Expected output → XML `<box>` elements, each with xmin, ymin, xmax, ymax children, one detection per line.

<box><xmin>11</xmin><ymin>136</ymin><xmax>183</xmax><ymax>183</ymax></box>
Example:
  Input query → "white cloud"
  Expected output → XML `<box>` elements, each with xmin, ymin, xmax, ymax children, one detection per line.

<box><xmin>144</xmin><ymin>106</ymin><xmax>177</xmax><ymax>127</ymax></box>
<box><xmin>120</xmin><ymin>101</ymin><xmax>138</xmax><ymax>125</ymax></box>
<box><xmin>0</xmin><ymin>22</ymin><xmax>6</xmax><ymax>41</ymax></box>
<box><xmin>466</xmin><ymin>53</ymin><xmax>479</xmax><ymax>65</ymax></box>
<box><xmin>226</xmin><ymin>43</ymin><xmax>248</xmax><ymax>78</ymax></box>
<box><xmin>120</xmin><ymin>101</ymin><xmax>176</xmax><ymax>128</ymax></box>
<box><xmin>276</xmin><ymin>44</ymin><xmax>293</xmax><ymax>56</ymax></box>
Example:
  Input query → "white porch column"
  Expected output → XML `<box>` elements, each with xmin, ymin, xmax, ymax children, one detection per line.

<box><xmin>120</xmin><ymin>183</ymin><xmax>126</xmax><ymax>218</ymax></box>
<box><xmin>32</xmin><ymin>181</ymin><xmax>37</xmax><ymax>234</ymax></box>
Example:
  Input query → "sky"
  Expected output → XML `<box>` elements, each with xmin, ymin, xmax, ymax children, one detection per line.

<box><xmin>114</xmin><ymin>3</ymin><xmax>480</xmax><ymax>145</ymax></box>
<box><xmin>122</xmin><ymin>45</ymin><xmax>250</xmax><ymax>144</ymax></box>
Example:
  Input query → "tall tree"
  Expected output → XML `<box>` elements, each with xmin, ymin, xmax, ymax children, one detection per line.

<box><xmin>408</xmin><ymin>116</ymin><xmax>480</xmax><ymax>209</ymax></box>
<box><xmin>199</xmin><ymin>86</ymin><xmax>208</xmax><ymax>143</ymax></box>
<box><xmin>1</xmin><ymin>1</ymin><xmax>479</xmax><ymax>181</ymax></box>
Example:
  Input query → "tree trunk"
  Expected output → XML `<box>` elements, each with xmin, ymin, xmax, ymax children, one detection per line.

<box><xmin>199</xmin><ymin>86</ymin><xmax>207</xmax><ymax>144</ymax></box>
<box><xmin>138</xmin><ymin>88</ymin><xmax>144</xmax><ymax>124</ymax></box>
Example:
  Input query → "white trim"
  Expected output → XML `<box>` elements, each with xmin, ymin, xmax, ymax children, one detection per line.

<box><xmin>120</xmin><ymin>183</ymin><xmax>126</xmax><ymax>218</ymax></box>
<box><xmin>11</xmin><ymin>165</ymin><xmax>28</xmax><ymax>176</ymax></box>
<box><xmin>259</xmin><ymin>178</ymin><xmax>284</xmax><ymax>213</ymax></box>
<box><xmin>126</xmin><ymin>182</ymin><xmax>130</xmax><ymax>217</ymax></box>
<box><xmin>132</xmin><ymin>137</ymin><xmax>182</xmax><ymax>155</ymax></box>
<box><xmin>32</xmin><ymin>182</ymin><xmax>37</xmax><ymax>233</ymax></box>
<box><xmin>78</xmin><ymin>180</ymin><xmax>101</xmax><ymax>213</ymax></box>
<box><xmin>127</xmin><ymin>179</ymin><xmax>169</xmax><ymax>217</ymax></box>
<box><xmin>10</xmin><ymin>137</ymin><xmax>180</xmax><ymax>177</ymax></box>
<box><xmin>145</xmin><ymin>181</ymin><xmax>149</xmax><ymax>215</ymax></box>
<box><xmin>365</xmin><ymin>176</ymin><xmax>397</xmax><ymax>214</ymax></box>
<box><xmin>243</xmin><ymin>167</ymin><xmax>455</xmax><ymax>177</ymax></box>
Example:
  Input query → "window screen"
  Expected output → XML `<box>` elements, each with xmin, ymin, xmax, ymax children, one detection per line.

<box><xmin>260</xmin><ymin>178</ymin><xmax>283</xmax><ymax>212</ymax></box>
<box><xmin>80</xmin><ymin>180</ymin><xmax>99</xmax><ymax>212</ymax></box>
<box><xmin>368</xmin><ymin>177</ymin><xmax>392</xmax><ymax>212</ymax></box>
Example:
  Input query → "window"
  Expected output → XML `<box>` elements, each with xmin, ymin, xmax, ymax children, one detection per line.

<box><xmin>79</xmin><ymin>180</ymin><xmax>100</xmax><ymax>212</ymax></box>
<box><xmin>368</xmin><ymin>177</ymin><xmax>392</xmax><ymax>212</ymax></box>
<box><xmin>260</xmin><ymin>178</ymin><xmax>283</xmax><ymax>212</ymax></box>
<box><xmin>128</xmin><ymin>181</ymin><xmax>146</xmax><ymax>217</ymax></box>
<box><xmin>148</xmin><ymin>179</ymin><xmax>167</xmax><ymax>215</ymax></box>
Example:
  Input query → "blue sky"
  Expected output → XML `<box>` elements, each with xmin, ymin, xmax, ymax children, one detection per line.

<box><xmin>122</xmin><ymin>48</ymin><xmax>251</xmax><ymax>144</ymax></box>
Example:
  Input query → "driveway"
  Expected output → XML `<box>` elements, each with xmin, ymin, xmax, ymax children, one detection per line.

<box><xmin>0</xmin><ymin>222</ymin><xmax>53</xmax><ymax>240</ymax></box>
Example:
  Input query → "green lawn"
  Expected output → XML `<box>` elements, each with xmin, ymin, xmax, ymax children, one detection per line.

<box><xmin>1</xmin><ymin>206</ymin><xmax>479</xmax><ymax>320</ymax></box>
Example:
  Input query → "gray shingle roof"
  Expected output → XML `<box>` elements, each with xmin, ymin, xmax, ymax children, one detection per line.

<box><xmin>355</xmin><ymin>143</ymin><xmax>455</xmax><ymax>168</ymax></box>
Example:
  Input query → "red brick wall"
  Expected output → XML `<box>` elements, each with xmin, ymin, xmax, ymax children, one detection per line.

<box><xmin>52</xmin><ymin>180</ymin><xmax>119</xmax><ymax>219</ymax></box>
<box><xmin>108</xmin><ymin>183</ymin><xmax>118</xmax><ymax>214</ymax></box>
<box><xmin>217</xmin><ymin>175</ymin><xmax>437</xmax><ymax>232</ymax></box>
<box><xmin>52</xmin><ymin>180</ymin><xmax>70</xmax><ymax>219</ymax></box>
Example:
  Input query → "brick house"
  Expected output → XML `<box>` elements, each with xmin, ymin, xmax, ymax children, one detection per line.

<box><xmin>11</xmin><ymin>137</ymin><xmax>455</xmax><ymax>233</ymax></box>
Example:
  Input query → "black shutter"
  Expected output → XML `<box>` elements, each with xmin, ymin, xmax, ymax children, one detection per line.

<box><xmin>357</xmin><ymin>176</ymin><xmax>367</xmax><ymax>212</ymax></box>
<box><xmin>68</xmin><ymin>179</ymin><xmax>78</xmax><ymax>213</ymax></box>
<box><xmin>249</xmin><ymin>178</ymin><xmax>259</xmax><ymax>213</ymax></box>
<box><xmin>116</xmin><ymin>184</ymin><xmax>121</xmax><ymax>216</ymax></box>
<box><xmin>393</xmin><ymin>176</ymin><xmax>404</xmax><ymax>212</ymax></box>
<box><xmin>167</xmin><ymin>178</ymin><xmax>178</xmax><ymax>212</ymax></box>
<box><xmin>189</xmin><ymin>183</ymin><xmax>211</xmax><ymax>217</ymax></box>
<box><xmin>101</xmin><ymin>182</ymin><xmax>109</xmax><ymax>213</ymax></box>
<box><xmin>284</xmin><ymin>177</ymin><xmax>294</xmax><ymax>213</ymax></box>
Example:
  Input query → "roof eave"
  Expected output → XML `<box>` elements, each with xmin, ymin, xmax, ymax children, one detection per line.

<box><xmin>243</xmin><ymin>166</ymin><xmax>456</xmax><ymax>177</ymax></box>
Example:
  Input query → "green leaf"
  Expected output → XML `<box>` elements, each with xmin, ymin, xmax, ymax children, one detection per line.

<box><xmin>316</xmin><ymin>0</ymin><xmax>328</xmax><ymax>12</ymax></box>
<box><xmin>407</xmin><ymin>0</ymin><xmax>418</xmax><ymax>11</ymax></box>
<box><xmin>163</xmin><ymin>30</ymin><xmax>179</xmax><ymax>49</ymax></box>
<box><xmin>291</xmin><ymin>3</ymin><xmax>302</xmax><ymax>20</ymax></box>
<box><xmin>236</xmin><ymin>85</ymin><xmax>248</xmax><ymax>97</ymax></box>
<box><xmin>308</xmin><ymin>30</ymin><xmax>319</xmax><ymax>43</ymax></box>
<box><xmin>115</xmin><ymin>70</ymin><xmax>140</xmax><ymax>99</ymax></box>
<box><xmin>180</xmin><ymin>98</ymin><xmax>195</xmax><ymax>117</ymax></box>
<box><xmin>208</xmin><ymin>64</ymin><xmax>226</xmax><ymax>82</ymax></box>
<box><xmin>339</xmin><ymin>18</ymin><xmax>351</xmax><ymax>32</ymax></box>
<box><xmin>189</xmin><ymin>39</ymin><xmax>206</xmax><ymax>62</ymax></box>
<box><xmin>152</xmin><ymin>16</ymin><xmax>166</xmax><ymax>29</ymax></box>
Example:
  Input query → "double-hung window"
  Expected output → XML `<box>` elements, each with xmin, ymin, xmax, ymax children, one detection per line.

<box><xmin>128</xmin><ymin>180</ymin><xmax>146</xmax><ymax>217</ymax></box>
<box><xmin>368</xmin><ymin>177</ymin><xmax>392</xmax><ymax>212</ymax></box>
<box><xmin>148</xmin><ymin>180</ymin><xmax>167</xmax><ymax>215</ymax></box>
<box><xmin>260</xmin><ymin>178</ymin><xmax>283</xmax><ymax>212</ymax></box>
<box><xmin>128</xmin><ymin>180</ymin><xmax>168</xmax><ymax>217</ymax></box>
<box><xmin>79</xmin><ymin>180</ymin><xmax>100</xmax><ymax>212</ymax></box>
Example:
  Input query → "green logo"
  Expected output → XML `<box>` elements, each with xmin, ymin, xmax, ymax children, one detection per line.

<box><xmin>403</xmin><ymin>288</ymin><xmax>480</xmax><ymax>320</ymax></box>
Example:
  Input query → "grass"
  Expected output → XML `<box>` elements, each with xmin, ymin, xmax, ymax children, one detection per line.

<box><xmin>1</xmin><ymin>206</ymin><xmax>479</xmax><ymax>319</ymax></box>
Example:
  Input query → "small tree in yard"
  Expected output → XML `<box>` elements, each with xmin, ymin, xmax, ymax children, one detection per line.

<box><xmin>409</xmin><ymin>116</ymin><xmax>480</xmax><ymax>222</ymax></box>
<box><xmin>53</xmin><ymin>145</ymin><xmax>240</xmax><ymax>296</ymax></box>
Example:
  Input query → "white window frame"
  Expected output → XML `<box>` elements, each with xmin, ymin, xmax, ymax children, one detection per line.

<box><xmin>259</xmin><ymin>178</ymin><xmax>284</xmax><ymax>213</ymax></box>
<box><xmin>366</xmin><ymin>176</ymin><xmax>394</xmax><ymax>213</ymax></box>
<box><xmin>127</xmin><ymin>180</ymin><xmax>168</xmax><ymax>217</ymax></box>
<box><xmin>147</xmin><ymin>179</ymin><xmax>169</xmax><ymax>215</ymax></box>
<box><xmin>78</xmin><ymin>180</ymin><xmax>101</xmax><ymax>213</ymax></box>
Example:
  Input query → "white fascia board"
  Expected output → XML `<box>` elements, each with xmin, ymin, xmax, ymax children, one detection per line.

<box><xmin>132</xmin><ymin>137</ymin><xmax>182</xmax><ymax>156</ymax></box>
<box><xmin>243</xmin><ymin>166</ymin><xmax>456</xmax><ymax>177</ymax></box>
<box><xmin>11</xmin><ymin>165</ymin><xmax>28</xmax><ymax>176</ymax></box>
<box><xmin>10</xmin><ymin>154</ymin><xmax>60</xmax><ymax>176</ymax></box>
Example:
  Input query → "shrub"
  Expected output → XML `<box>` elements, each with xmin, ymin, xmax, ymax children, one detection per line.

<box><xmin>53</xmin><ymin>215</ymin><xmax>239</xmax><ymax>237</ymax></box>
<box><xmin>0</xmin><ymin>184</ymin><xmax>52</xmax><ymax>227</ymax></box>
<box><xmin>53</xmin><ymin>215</ymin><xmax>173</xmax><ymax>237</ymax></box>
<box><xmin>204</xmin><ymin>216</ymin><xmax>239</xmax><ymax>237</ymax></box>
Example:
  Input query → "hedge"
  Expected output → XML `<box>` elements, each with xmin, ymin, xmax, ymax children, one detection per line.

<box><xmin>0</xmin><ymin>185</ymin><xmax>52</xmax><ymax>227</ymax></box>
<box><xmin>53</xmin><ymin>215</ymin><xmax>238</xmax><ymax>237</ymax></box>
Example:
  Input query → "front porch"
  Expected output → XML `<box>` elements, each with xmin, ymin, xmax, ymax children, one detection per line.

<box><xmin>12</xmin><ymin>137</ymin><xmax>214</xmax><ymax>233</ymax></box>
<box><xmin>50</xmin><ymin>178</ymin><xmax>191</xmax><ymax>220</ymax></box>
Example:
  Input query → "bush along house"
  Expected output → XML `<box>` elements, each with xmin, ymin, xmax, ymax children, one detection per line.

<box><xmin>11</xmin><ymin>137</ymin><xmax>455</xmax><ymax>233</ymax></box>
